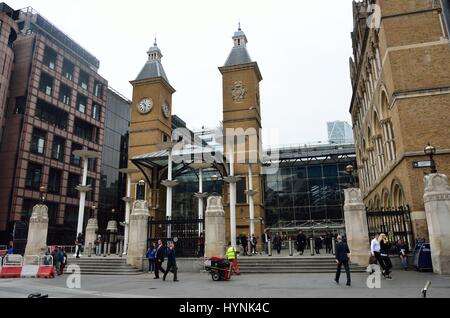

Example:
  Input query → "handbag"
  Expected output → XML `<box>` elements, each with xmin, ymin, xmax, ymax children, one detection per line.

<box><xmin>369</xmin><ymin>255</ymin><xmax>377</xmax><ymax>265</ymax></box>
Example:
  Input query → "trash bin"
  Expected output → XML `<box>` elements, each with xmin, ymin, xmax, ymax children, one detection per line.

<box><xmin>414</xmin><ymin>243</ymin><xmax>433</xmax><ymax>272</ymax></box>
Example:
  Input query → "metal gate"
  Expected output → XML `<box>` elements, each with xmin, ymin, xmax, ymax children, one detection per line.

<box><xmin>366</xmin><ymin>206</ymin><xmax>414</xmax><ymax>253</ymax></box>
<box><xmin>148</xmin><ymin>218</ymin><xmax>204</xmax><ymax>257</ymax></box>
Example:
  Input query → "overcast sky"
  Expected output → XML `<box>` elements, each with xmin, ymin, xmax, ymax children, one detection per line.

<box><xmin>9</xmin><ymin>0</ymin><xmax>355</xmax><ymax>147</ymax></box>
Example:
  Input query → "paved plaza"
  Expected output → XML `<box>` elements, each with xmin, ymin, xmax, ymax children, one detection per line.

<box><xmin>0</xmin><ymin>270</ymin><xmax>449</xmax><ymax>298</ymax></box>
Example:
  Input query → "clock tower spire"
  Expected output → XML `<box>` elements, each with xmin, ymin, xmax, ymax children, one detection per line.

<box><xmin>128</xmin><ymin>40</ymin><xmax>176</xmax><ymax>215</ymax></box>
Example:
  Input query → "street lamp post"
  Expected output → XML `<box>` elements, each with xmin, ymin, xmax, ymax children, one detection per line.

<box><xmin>424</xmin><ymin>143</ymin><xmax>437</xmax><ymax>174</ymax></box>
<box><xmin>345</xmin><ymin>165</ymin><xmax>356</xmax><ymax>188</ymax></box>
<box><xmin>72</xmin><ymin>149</ymin><xmax>100</xmax><ymax>256</ymax></box>
<box><xmin>39</xmin><ymin>185</ymin><xmax>47</xmax><ymax>204</ymax></box>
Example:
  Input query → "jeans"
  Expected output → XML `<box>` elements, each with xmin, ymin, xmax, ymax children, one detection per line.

<box><xmin>95</xmin><ymin>245</ymin><xmax>101</xmax><ymax>256</ymax></box>
<box><xmin>400</xmin><ymin>256</ymin><xmax>408</xmax><ymax>270</ymax></box>
<box><xmin>148</xmin><ymin>259</ymin><xmax>155</xmax><ymax>272</ymax></box>
<box><xmin>335</xmin><ymin>260</ymin><xmax>351</xmax><ymax>285</ymax></box>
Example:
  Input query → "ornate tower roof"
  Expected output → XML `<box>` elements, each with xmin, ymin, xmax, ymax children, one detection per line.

<box><xmin>224</xmin><ymin>24</ymin><xmax>253</xmax><ymax>67</ymax></box>
<box><xmin>135</xmin><ymin>38</ymin><xmax>170</xmax><ymax>83</ymax></box>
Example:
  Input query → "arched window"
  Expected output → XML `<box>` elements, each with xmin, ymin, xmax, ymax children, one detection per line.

<box><xmin>391</xmin><ymin>180</ymin><xmax>406</xmax><ymax>209</ymax></box>
<box><xmin>373</xmin><ymin>111</ymin><xmax>386</xmax><ymax>173</ymax></box>
<box><xmin>382</xmin><ymin>189</ymin><xmax>390</xmax><ymax>210</ymax></box>
<box><xmin>380</xmin><ymin>90</ymin><xmax>396</xmax><ymax>162</ymax></box>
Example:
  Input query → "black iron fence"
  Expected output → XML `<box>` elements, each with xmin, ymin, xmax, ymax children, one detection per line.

<box><xmin>148</xmin><ymin>218</ymin><xmax>204</xmax><ymax>257</ymax></box>
<box><xmin>366</xmin><ymin>206</ymin><xmax>414</xmax><ymax>253</ymax></box>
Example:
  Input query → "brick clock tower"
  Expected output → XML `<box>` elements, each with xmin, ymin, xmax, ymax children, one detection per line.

<box><xmin>129</xmin><ymin>40</ymin><xmax>175</xmax><ymax>218</ymax></box>
<box><xmin>219</xmin><ymin>26</ymin><xmax>266</xmax><ymax>244</ymax></box>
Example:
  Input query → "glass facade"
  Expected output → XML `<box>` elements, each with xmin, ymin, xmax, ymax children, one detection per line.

<box><xmin>264</xmin><ymin>153</ymin><xmax>357</xmax><ymax>227</ymax></box>
<box><xmin>97</xmin><ymin>89</ymin><xmax>130</xmax><ymax>233</ymax></box>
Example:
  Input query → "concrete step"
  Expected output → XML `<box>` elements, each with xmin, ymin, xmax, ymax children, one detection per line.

<box><xmin>64</xmin><ymin>257</ymin><xmax>143</xmax><ymax>276</ymax></box>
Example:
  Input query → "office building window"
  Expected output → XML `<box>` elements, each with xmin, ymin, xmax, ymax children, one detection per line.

<box><xmin>51</xmin><ymin>136</ymin><xmax>65</xmax><ymax>161</ymax></box>
<box><xmin>43</xmin><ymin>46</ymin><xmax>57</xmax><ymax>70</ymax></box>
<box><xmin>14</xmin><ymin>96</ymin><xmax>26</xmax><ymax>115</ymax></box>
<box><xmin>77</xmin><ymin>94</ymin><xmax>87</xmax><ymax>113</ymax></box>
<box><xmin>25</xmin><ymin>162</ymin><xmax>42</xmax><ymax>190</ymax></box>
<box><xmin>62</xmin><ymin>59</ymin><xmax>74</xmax><ymax>80</ymax></box>
<box><xmin>35</xmin><ymin>99</ymin><xmax>68</xmax><ymax>130</ymax></box>
<box><xmin>79</xmin><ymin>71</ymin><xmax>89</xmax><ymax>91</ymax></box>
<box><xmin>74</xmin><ymin>118</ymin><xmax>96</xmax><ymax>143</ymax></box>
<box><xmin>39</xmin><ymin>72</ymin><xmax>54</xmax><ymax>96</ymax></box>
<box><xmin>48</xmin><ymin>168</ymin><xmax>62</xmax><ymax>194</ymax></box>
<box><xmin>94</xmin><ymin>81</ymin><xmax>103</xmax><ymax>97</ymax></box>
<box><xmin>59</xmin><ymin>84</ymin><xmax>72</xmax><ymax>105</ymax></box>
<box><xmin>92</xmin><ymin>103</ymin><xmax>101</xmax><ymax>120</ymax></box>
<box><xmin>70</xmin><ymin>143</ymin><xmax>83</xmax><ymax>166</ymax></box>
<box><xmin>64</xmin><ymin>205</ymin><xmax>78</xmax><ymax>229</ymax></box>
<box><xmin>30</xmin><ymin>128</ymin><xmax>46</xmax><ymax>155</ymax></box>
<box><xmin>67</xmin><ymin>173</ymin><xmax>80</xmax><ymax>198</ymax></box>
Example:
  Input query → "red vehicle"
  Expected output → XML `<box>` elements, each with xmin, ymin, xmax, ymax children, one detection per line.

<box><xmin>204</xmin><ymin>257</ymin><xmax>232</xmax><ymax>281</ymax></box>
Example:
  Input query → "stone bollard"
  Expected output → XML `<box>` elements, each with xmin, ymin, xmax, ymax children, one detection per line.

<box><xmin>103</xmin><ymin>242</ymin><xmax>107</xmax><ymax>257</ymax></box>
<box><xmin>310</xmin><ymin>238</ymin><xmax>315</xmax><ymax>256</ymax></box>
<box><xmin>332</xmin><ymin>239</ymin><xmax>336</xmax><ymax>255</ymax></box>
<box><xmin>344</xmin><ymin>188</ymin><xmax>370</xmax><ymax>266</ymax></box>
<box><xmin>268</xmin><ymin>240</ymin><xmax>272</xmax><ymax>256</ymax></box>
<box><xmin>289</xmin><ymin>239</ymin><xmax>293</xmax><ymax>256</ymax></box>
<box><xmin>204</xmin><ymin>196</ymin><xmax>226</xmax><ymax>258</ymax></box>
<box><xmin>423</xmin><ymin>174</ymin><xmax>450</xmax><ymax>274</ymax></box>
<box><xmin>25</xmin><ymin>204</ymin><xmax>49</xmax><ymax>257</ymax></box>
<box><xmin>127</xmin><ymin>201</ymin><xmax>150</xmax><ymax>270</ymax></box>
<box><xmin>88</xmin><ymin>243</ymin><xmax>92</xmax><ymax>257</ymax></box>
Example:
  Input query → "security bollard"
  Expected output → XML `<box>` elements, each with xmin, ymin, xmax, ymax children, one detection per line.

<box><xmin>268</xmin><ymin>239</ymin><xmax>272</xmax><ymax>256</ymax></box>
<box><xmin>247</xmin><ymin>240</ymin><xmax>252</xmax><ymax>256</ymax></box>
<box><xmin>103</xmin><ymin>242</ymin><xmax>107</xmax><ymax>257</ymax></box>
<box><xmin>332</xmin><ymin>239</ymin><xmax>336</xmax><ymax>255</ymax></box>
<box><xmin>289</xmin><ymin>239</ymin><xmax>293</xmax><ymax>256</ymax></box>
<box><xmin>88</xmin><ymin>243</ymin><xmax>92</xmax><ymax>257</ymax></box>
<box><xmin>310</xmin><ymin>238</ymin><xmax>315</xmax><ymax>256</ymax></box>
<box><xmin>118</xmin><ymin>241</ymin><xmax>123</xmax><ymax>257</ymax></box>
<box><xmin>107</xmin><ymin>242</ymin><xmax>111</xmax><ymax>256</ymax></box>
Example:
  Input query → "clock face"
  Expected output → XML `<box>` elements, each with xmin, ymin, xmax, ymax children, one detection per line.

<box><xmin>162</xmin><ymin>102</ymin><xmax>171</xmax><ymax>118</ymax></box>
<box><xmin>137</xmin><ymin>98</ymin><xmax>153</xmax><ymax>114</ymax></box>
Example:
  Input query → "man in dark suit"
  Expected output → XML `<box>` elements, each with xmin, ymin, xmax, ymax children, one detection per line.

<box><xmin>334</xmin><ymin>235</ymin><xmax>351</xmax><ymax>286</ymax></box>
<box><xmin>154</xmin><ymin>240</ymin><xmax>166</xmax><ymax>279</ymax></box>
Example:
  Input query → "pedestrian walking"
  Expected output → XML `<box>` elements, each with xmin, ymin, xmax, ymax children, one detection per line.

<box><xmin>325</xmin><ymin>233</ymin><xmax>333</xmax><ymax>254</ymax></box>
<box><xmin>52</xmin><ymin>246</ymin><xmax>61</xmax><ymax>275</ymax></box>
<box><xmin>58</xmin><ymin>247</ymin><xmax>67</xmax><ymax>275</ymax></box>
<box><xmin>273</xmin><ymin>233</ymin><xmax>282</xmax><ymax>255</ymax></box>
<box><xmin>75</xmin><ymin>233</ymin><xmax>83</xmax><ymax>258</ymax></box>
<box><xmin>154</xmin><ymin>240</ymin><xmax>166</xmax><ymax>279</ymax></box>
<box><xmin>240</xmin><ymin>234</ymin><xmax>248</xmax><ymax>256</ymax></box>
<box><xmin>261</xmin><ymin>230</ymin><xmax>270</xmax><ymax>255</ymax></box>
<box><xmin>315</xmin><ymin>236</ymin><xmax>322</xmax><ymax>254</ymax></box>
<box><xmin>95</xmin><ymin>235</ymin><xmax>102</xmax><ymax>256</ymax></box>
<box><xmin>296</xmin><ymin>231</ymin><xmax>306</xmax><ymax>255</ymax></box>
<box><xmin>379</xmin><ymin>233</ymin><xmax>393</xmax><ymax>279</ymax></box>
<box><xmin>198</xmin><ymin>233</ymin><xmax>205</xmax><ymax>257</ymax></box>
<box><xmin>334</xmin><ymin>235</ymin><xmax>351</xmax><ymax>286</ymax></box>
<box><xmin>163</xmin><ymin>242</ymin><xmax>179</xmax><ymax>282</ymax></box>
<box><xmin>146</xmin><ymin>245</ymin><xmax>156</xmax><ymax>273</ymax></box>
<box><xmin>397</xmin><ymin>239</ymin><xmax>409</xmax><ymax>271</ymax></box>
<box><xmin>226</xmin><ymin>242</ymin><xmax>240</xmax><ymax>275</ymax></box>
<box><xmin>250</xmin><ymin>234</ymin><xmax>257</xmax><ymax>255</ymax></box>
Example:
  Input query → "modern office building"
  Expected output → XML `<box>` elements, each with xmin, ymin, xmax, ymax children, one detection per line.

<box><xmin>349</xmin><ymin>0</ymin><xmax>450</xmax><ymax>240</ymax></box>
<box><xmin>0</xmin><ymin>6</ymin><xmax>107</xmax><ymax>245</ymax></box>
<box><xmin>97</xmin><ymin>88</ymin><xmax>131</xmax><ymax>234</ymax></box>
<box><xmin>0</xmin><ymin>3</ymin><xmax>18</xmax><ymax>145</ymax></box>
<box><xmin>264</xmin><ymin>143</ymin><xmax>357</xmax><ymax>234</ymax></box>
<box><xmin>327</xmin><ymin>121</ymin><xmax>353</xmax><ymax>145</ymax></box>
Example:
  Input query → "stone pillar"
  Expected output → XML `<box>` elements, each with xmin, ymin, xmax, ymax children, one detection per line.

<box><xmin>410</xmin><ymin>211</ymin><xmax>429</xmax><ymax>242</ymax></box>
<box><xmin>25</xmin><ymin>204</ymin><xmax>49</xmax><ymax>257</ymax></box>
<box><xmin>84</xmin><ymin>218</ymin><xmax>98</xmax><ymax>254</ymax></box>
<box><xmin>127</xmin><ymin>200</ymin><xmax>150</xmax><ymax>269</ymax></box>
<box><xmin>344</xmin><ymin>188</ymin><xmax>370</xmax><ymax>266</ymax></box>
<box><xmin>423</xmin><ymin>173</ymin><xmax>450</xmax><ymax>275</ymax></box>
<box><xmin>205</xmin><ymin>196</ymin><xmax>226</xmax><ymax>258</ymax></box>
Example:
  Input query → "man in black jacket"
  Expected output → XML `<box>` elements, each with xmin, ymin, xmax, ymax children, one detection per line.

<box><xmin>296</xmin><ymin>231</ymin><xmax>306</xmax><ymax>255</ymax></box>
<box><xmin>163</xmin><ymin>242</ymin><xmax>179</xmax><ymax>282</ymax></box>
<box><xmin>334</xmin><ymin>235</ymin><xmax>351</xmax><ymax>286</ymax></box>
<box><xmin>154</xmin><ymin>240</ymin><xmax>166</xmax><ymax>279</ymax></box>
